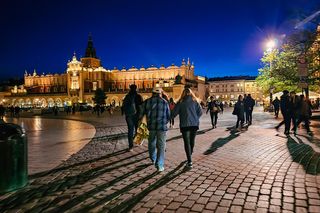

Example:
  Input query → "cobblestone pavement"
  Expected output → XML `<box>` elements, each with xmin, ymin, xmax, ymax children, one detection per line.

<box><xmin>1</xmin><ymin>107</ymin><xmax>320</xmax><ymax>213</ymax></box>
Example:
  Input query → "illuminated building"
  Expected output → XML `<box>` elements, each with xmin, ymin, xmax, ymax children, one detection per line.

<box><xmin>3</xmin><ymin>35</ymin><xmax>206</xmax><ymax>107</ymax></box>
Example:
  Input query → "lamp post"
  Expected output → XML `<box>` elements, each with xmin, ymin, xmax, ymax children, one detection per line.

<box><xmin>265</xmin><ymin>38</ymin><xmax>277</xmax><ymax>111</ymax></box>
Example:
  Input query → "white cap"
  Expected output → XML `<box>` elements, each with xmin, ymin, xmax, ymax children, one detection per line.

<box><xmin>152</xmin><ymin>87</ymin><xmax>162</xmax><ymax>94</ymax></box>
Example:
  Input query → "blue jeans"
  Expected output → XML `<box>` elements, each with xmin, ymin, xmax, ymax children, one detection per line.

<box><xmin>125</xmin><ymin>115</ymin><xmax>138</xmax><ymax>149</ymax></box>
<box><xmin>148</xmin><ymin>130</ymin><xmax>167</xmax><ymax>169</ymax></box>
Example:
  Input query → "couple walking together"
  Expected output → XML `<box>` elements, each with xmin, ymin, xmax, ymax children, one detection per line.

<box><xmin>122</xmin><ymin>85</ymin><xmax>202</xmax><ymax>172</ymax></box>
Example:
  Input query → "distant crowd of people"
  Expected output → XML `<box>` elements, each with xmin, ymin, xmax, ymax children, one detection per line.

<box><xmin>274</xmin><ymin>90</ymin><xmax>313</xmax><ymax>136</ymax></box>
<box><xmin>0</xmin><ymin>105</ymin><xmax>21</xmax><ymax>119</ymax></box>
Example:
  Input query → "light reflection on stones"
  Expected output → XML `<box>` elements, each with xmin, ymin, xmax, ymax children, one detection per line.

<box><xmin>3</xmin><ymin>117</ymin><xmax>96</xmax><ymax>174</ymax></box>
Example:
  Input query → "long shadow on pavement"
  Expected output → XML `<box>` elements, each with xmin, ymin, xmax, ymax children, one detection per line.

<box><xmin>204</xmin><ymin>127</ymin><xmax>240</xmax><ymax>155</ymax></box>
<box><xmin>0</xmin><ymin>151</ymin><xmax>148</xmax><ymax>211</ymax></box>
<box><xmin>29</xmin><ymin>149</ymin><xmax>130</xmax><ymax>179</ymax></box>
<box><xmin>287</xmin><ymin>135</ymin><xmax>320</xmax><ymax>175</ymax></box>
<box><xmin>39</xmin><ymin>163</ymin><xmax>152</xmax><ymax>212</ymax></box>
<box><xmin>80</xmin><ymin>161</ymin><xmax>187</xmax><ymax>213</ymax></box>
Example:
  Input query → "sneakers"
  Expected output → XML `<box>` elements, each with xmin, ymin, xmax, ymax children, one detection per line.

<box><xmin>187</xmin><ymin>162</ymin><xmax>193</xmax><ymax>168</ymax></box>
<box><xmin>157</xmin><ymin>166</ymin><xmax>164</xmax><ymax>172</ymax></box>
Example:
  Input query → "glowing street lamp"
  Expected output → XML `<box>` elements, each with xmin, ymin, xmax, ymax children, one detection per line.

<box><xmin>264</xmin><ymin>38</ymin><xmax>277</xmax><ymax>110</ymax></box>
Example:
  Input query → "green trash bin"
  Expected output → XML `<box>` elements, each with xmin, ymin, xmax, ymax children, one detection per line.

<box><xmin>0</xmin><ymin>123</ymin><xmax>28</xmax><ymax>193</ymax></box>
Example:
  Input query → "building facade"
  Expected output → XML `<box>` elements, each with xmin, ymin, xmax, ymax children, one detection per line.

<box><xmin>3</xmin><ymin>36</ymin><xmax>206</xmax><ymax>108</ymax></box>
<box><xmin>207</xmin><ymin>76</ymin><xmax>264</xmax><ymax>104</ymax></box>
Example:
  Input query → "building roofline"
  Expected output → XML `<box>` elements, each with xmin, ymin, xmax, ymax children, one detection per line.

<box><xmin>207</xmin><ymin>75</ymin><xmax>257</xmax><ymax>81</ymax></box>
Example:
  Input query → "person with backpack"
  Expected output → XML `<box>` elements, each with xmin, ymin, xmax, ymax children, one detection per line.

<box><xmin>122</xmin><ymin>84</ymin><xmax>143</xmax><ymax>151</ymax></box>
<box><xmin>139</xmin><ymin>87</ymin><xmax>170</xmax><ymax>172</ymax></box>
<box><xmin>206</xmin><ymin>96</ymin><xmax>220</xmax><ymax>128</ymax></box>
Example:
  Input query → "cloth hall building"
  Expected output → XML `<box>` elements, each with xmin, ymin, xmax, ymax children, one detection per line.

<box><xmin>2</xmin><ymin>36</ymin><xmax>206</xmax><ymax>108</ymax></box>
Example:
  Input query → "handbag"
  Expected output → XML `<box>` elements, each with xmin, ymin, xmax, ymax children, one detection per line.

<box><xmin>134</xmin><ymin>115</ymin><xmax>149</xmax><ymax>145</ymax></box>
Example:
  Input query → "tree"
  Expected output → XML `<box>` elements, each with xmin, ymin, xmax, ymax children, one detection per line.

<box><xmin>256</xmin><ymin>29</ymin><xmax>320</xmax><ymax>95</ymax></box>
<box><xmin>92</xmin><ymin>88</ymin><xmax>107</xmax><ymax>105</ymax></box>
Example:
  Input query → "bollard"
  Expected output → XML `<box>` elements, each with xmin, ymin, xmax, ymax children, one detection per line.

<box><xmin>0</xmin><ymin>123</ymin><xmax>28</xmax><ymax>193</ymax></box>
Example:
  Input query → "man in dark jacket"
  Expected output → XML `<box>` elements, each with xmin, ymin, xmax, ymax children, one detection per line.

<box><xmin>275</xmin><ymin>90</ymin><xmax>290</xmax><ymax>135</ymax></box>
<box><xmin>272</xmin><ymin>97</ymin><xmax>280</xmax><ymax>118</ymax></box>
<box><xmin>244</xmin><ymin>94</ymin><xmax>255</xmax><ymax>125</ymax></box>
<box><xmin>122</xmin><ymin>84</ymin><xmax>143</xmax><ymax>151</ymax></box>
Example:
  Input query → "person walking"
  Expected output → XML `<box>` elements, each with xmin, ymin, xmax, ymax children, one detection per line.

<box><xmin>243</xmin><ymin>94</ymin><xmax>248</xmax><ymax>124</ymax></box>
<box><xmin>289</xmin><ymin>91</ymin><xmax>299</xmax><ymax>134</ymax></box>
<box><xmin>122</xmin><ymin>84</ymin><xmax>143</xmax><ymax>151</ymax></box>
<box><xmin>219</xmin><ymin>101</ymin><xmax>224</xmax><ymax>114</ymax></box>
<box><xmin>233</xmin><ymin>95</ymin><xmax>245</xmax><ymax>130</ymax></box>
<box><xmin>139</xmin><ymin>87</ymin><xmax>170</xmax><ymax>172</ymax></box>
<box><xmin>0</xmin><ymin>105</ymin><xmax>5</xmax><ymax>120</ymax></box>
<box><xmin>296</xmin><ymin>95</ymin><xmax>313</xmax><ymax>135</ymax></box>
<box><xmin>206</xmin><ymin>96</ymin><xmax>219</xmax><ymax>128</ymax></box>
<box><xmin>172</xmin><ymin>88</ymin><xmax>202</xmax><ymax>168</ymax></box>
<box><xmin>169</xmin><ymin>98</ymin><xmax>176</xmax><ymax>128</ymax></box>
<box><xmin>272</xmin><ymin>97</ymin><xmax>280</xmax><ymax>118</ymax></box>
<box><xmin>245</xmin><ymin>94</ymin><xmax>255</xmax><ymax>125</ymax></box>
<box><xmin>275</xmin><ymin>90</ymin><xmax>290</xmax><ymax>135</ymax></box>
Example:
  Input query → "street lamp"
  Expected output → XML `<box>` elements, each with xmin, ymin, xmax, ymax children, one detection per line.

<box><xmin>265</xmin><ymin>38</ymin><xmax>277</xmax><ymax>111</ymax></box>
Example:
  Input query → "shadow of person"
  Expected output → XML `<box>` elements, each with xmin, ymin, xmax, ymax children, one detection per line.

<box><xmin>287</xmin><ymin>135</ymin><xmax>320</xmax><ymax>175</ymax></box>
<box><xmin>204</xmin><ymin>128</ymin><xmax>240</xmax><ymax>155</ymax></box>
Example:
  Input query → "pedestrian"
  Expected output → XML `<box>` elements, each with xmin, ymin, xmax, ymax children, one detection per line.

<box><xmin>219</xmin><ymin>101</ymin><xmax>224</xmax><ymax>114</ymax></box>
<box><xmin>275</xmin><ymin>90</ymin><xmax>290</xmax><ymax>135</ymax></box>
<box><xmin>272</xmin><ymin>97</ymin><xmax>280</xmax><ymax>118</ymax></box>
<box><xmin>243</xmin><ymin>94</ymin><xmax>248</xmax><ymax>124</ymax></box>
<box><xmin>14</xmin><ymin>106</ymin><xmax>20</xmax><ymax>118</ymax></box>
<box><xmin>169</xmin><ymin>98</ymin><xmax>176</xmax><ymax>128</ymax></box>
<box><xmin>289</xmin><ymin>91</ymin><xmax>299</xmax><ymax>134</ymax></box>
<box><xmin>245</xmin><ymin>94</ymin><xmax>255</xmax><ymax>125</ymax></box>
<box><xmin>122</xmin><ymin>84</ymin><xmax>143</xmax><ymax>151</ymax></box>
<box><xmin>233</xmin><ymin>95</ymin><xmax>245</xmax><ymax>130</ymax></box>
<box><xmin>296</xmin><ymin>95</ymin><xmax>313</xmax><ymax>135</ymax></box>
<box><xmin>0</xmin><ymin>105</ymin><xmax>5</xmax><ymax>120</ymax></box>
<box><xmin>206</xmin><ymin>96</ymin><xmax>219</xmax><ymax>128</ymax></box>
<box><xmin>139</xmin><ymin>87</ymin><xmax>170</xmax><ymax>172</ymax></box>
<box><xmin>172</xmin><ymin>88</ymin><xmax>202</xmax><ymax>168</ymax></box>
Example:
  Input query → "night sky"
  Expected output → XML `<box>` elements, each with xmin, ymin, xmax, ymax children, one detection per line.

<box><xmin>1</xmin><ymin>0</ymin><xmax>319</xmax><ymax>80</ymax></box>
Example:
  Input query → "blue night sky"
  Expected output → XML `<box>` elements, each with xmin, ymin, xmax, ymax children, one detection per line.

<box><xmin>0</xmin><ymin>0</ymin><xmax>319</xmax><ymax>80</ymax></box>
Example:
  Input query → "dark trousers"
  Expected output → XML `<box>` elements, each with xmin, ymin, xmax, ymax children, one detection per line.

<box><xmin>290</xmin><ymin>114</ymin><xmax>297</xmax><ymax>132</ymax></box>
<box><xmin>125</xmin><ymin>115</ymin><xmax>138</xmax><ymax>149</ymax></box>
<box><xmin>296</xmin><ymin>116</ymin><xmax>310</xmax><ymax>132</ymax></box>
<box><xmin>181</xmin><ymin>130</ymin><xmax>197</xmax><ymax>163</ymax></box>
<box><xmin>210</xmin><ymin>111</ymin><xmax>218</xmax><ymax>127</ymax></box>
<box><xmin>236</xmin><ymin>115</ymin><xmax>244</xmax><ymax>128</ymax></box>
<box><xmin>245</xmin><ymin>110</ymin><xmax>249</xmax><ymax>123</ymax></box>
<box><xmin>247</xmin><ymin>110</ymin><xmax>253</xmax><ymax>124</ymax></box>
<box><xmin>170</xmin><ymin>118</ymin><xmax>174</xmax><ymax>126</ymax></box>
<box><xmin>274</xmin><ymin>107</ymin><xmax>279</xmax><ymax>118</ymax></box>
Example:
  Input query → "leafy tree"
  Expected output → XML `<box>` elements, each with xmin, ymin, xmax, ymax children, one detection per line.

<box><xmin>92</xmin><ymin>88</ymin><xmax>107</xmax><ymax>105</ymax></box>
<box><xmin>257</xmin><ymin>29</ymin><xmax>320</xmax><ymax>95</ymax></box>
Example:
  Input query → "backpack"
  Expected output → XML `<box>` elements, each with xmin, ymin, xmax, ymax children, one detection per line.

<box><xmin>123</xmin><ymin>94</ymin><xmax>137</xmax><ymax>116</ymax></box>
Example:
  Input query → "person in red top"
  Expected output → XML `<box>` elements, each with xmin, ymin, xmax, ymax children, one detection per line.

<box><xmin>169</xmin><ymin>98</ymin><xmax>176</xmax><ymax>128</ymax></box>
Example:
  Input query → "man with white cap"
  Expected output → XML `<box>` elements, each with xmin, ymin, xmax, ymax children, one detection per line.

<box><xmin>139</xmin><ymin>87</ymin><xmax>170</xmax><ymax>172</ymax></box>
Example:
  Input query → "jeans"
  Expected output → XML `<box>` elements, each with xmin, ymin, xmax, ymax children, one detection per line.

<box><xmin>210</xmin><ymin>112</ymin><xmax>218</xmax><ymax>127</ymax></box>
<box><xmin>148</xmin><ymin>130</ymin><xmax>167</xmax><ymax>168</ymax></box>
<box><xmin>181</xmin><ymin>129</ymin><xmax>197</xmax><ymax>163</ymax></box>
<box><xmin>274</xmin><ymin>107</ymin><xmax>279</xmax><ymax>118</ymax></box>
<box><xmin>125</xmin><ymin>115</ymin><xmax>138</xmax><ymax>149</ymax></box>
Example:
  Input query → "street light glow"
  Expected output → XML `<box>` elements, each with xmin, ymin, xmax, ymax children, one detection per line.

<box><xmin>266</xmin><ymin>39</ymin><xmax>277</xmax><ymax>52</ymax></box>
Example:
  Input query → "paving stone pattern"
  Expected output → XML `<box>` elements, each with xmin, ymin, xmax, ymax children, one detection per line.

<box><xmin>0</xmin><ymin>107</ymin><xmax>320</xmax><ymax>213</ymax></box>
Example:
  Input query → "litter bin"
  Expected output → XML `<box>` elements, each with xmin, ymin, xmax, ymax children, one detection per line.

<box><xmin>0</xmin><ymin>123</ymin><xmax>28</xmax><ymax>193</ymax></box>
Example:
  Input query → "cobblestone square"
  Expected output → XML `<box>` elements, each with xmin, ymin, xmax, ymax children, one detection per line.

<box><xmin>0</xmin><ymin>107</ymin><xmax>320</xmax><ymax>212</ymax></box>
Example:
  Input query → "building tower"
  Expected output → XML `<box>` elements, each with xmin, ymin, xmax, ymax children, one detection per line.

<box><xmin>81</xmin><ymin>34</ymin><xmax>101</xmax><ymax>68</ymax></box>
